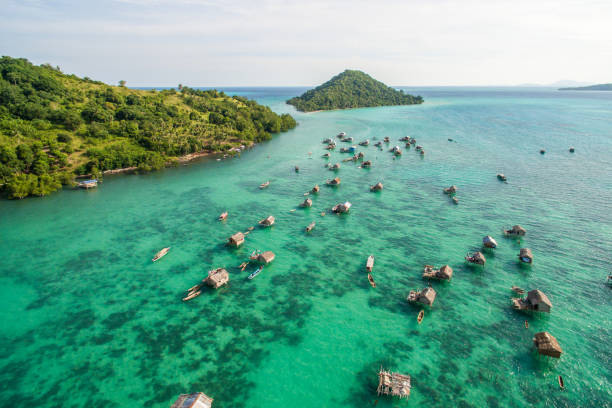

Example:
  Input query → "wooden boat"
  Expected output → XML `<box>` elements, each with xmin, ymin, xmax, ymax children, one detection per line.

<box><xmin>182</xmin><ymin>290</ymin><xmax>202</xmax><ymax>301</ymax></box>
<box><xmin>295</xmin><ymin>166</ymin><xmax>299</xmax><ymax>172</ymax></box>
<box><xmin>259</xmin><ymin>181</ymin><xmax>270</xmax><ymax>189</ymax></box>
<box><xmin>152</xmin><ymin>247</ymin><xmax>170</xmax><ymax>262</ymax></box>
<box><xmin>417</xmin><ymin>310</ymin><xmax>424</xmax><ymax>324</ymax></box>
<box><xmin>359</xmin><ymin>140</ymin><xmax>369</xmax><ymax>146</ymax></box>
<box><xmin>306</xmin><ymin>222</ymin><xmax>315</xmax><ymax>232</ymax></box>
<box><xmin>452</xmin><ymin>197</ymin><xmax>459</xmax><ymax>205</ymax></box>
<box><xmin>511</xmin><ymin>285</ymin><xmax>525</xmax><ymax>294</ymax></box>
<box><xmin>368</xmin><ymin>273</ymin><xmax>376</xmax><ymax>288</ymax></box>
<box><xmin>497</xmin><ymin>173</ymin><xmax>507</xmax><ymax>182</ymax></box>
<box><xmin>187</xmin><ymin>283</ymin><xmax>202</xmax><ymax>293</ymax></box>
<box><xmin>218</xmin><ymin>211</ymin><xmax>228</xmax><ymax>221</ymax></box>
<box><xmin>366</xmin><ymin>255</ymin><xmax>374</xmax><ymax>272</ymax></box>
<box><xmin>558</xmin><ymin>375</ymin><xmax>565</xmax><ymax>390</ymax></box>
<box><xmin>249</xmin><ymin>249</ymin><xmax>262</xmax><ymax>260</ymax></box>
<box><xmin>248</xmin><ymin>265</ymin><xmax>264</xmax><ymax>280</ymax></box>
<box><xmin>525</xmin><ymin>320</ymin><xmax>529</xmax><ymax>329</ymax></box>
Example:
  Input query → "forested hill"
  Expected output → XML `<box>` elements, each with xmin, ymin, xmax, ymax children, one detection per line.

<box><xmin>558</xmin><ymin>83</ymin><xmax>612</xmax><ymax>91</ymax></box>
<box><xmin>0</xmin><ymin>56</ymin><xmax>297</xmax><ymax>199</ymax></box>
<box><xmin>286</xmin><ymin>70</ymin><xmax>423</xmax><ymax>112</ymax></box>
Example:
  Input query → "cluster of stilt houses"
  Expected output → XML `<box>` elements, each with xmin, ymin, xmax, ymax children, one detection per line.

<box><xmin>157</xmin><ymin>131</ymin><xmax>572</xmax><ymax>404</ymax></box>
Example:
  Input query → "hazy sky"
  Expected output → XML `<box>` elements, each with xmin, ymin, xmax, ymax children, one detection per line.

<box><xmin>2</xmin><ymin>0</ymin><xmax>611</xmax><ymax>86</ymax></box>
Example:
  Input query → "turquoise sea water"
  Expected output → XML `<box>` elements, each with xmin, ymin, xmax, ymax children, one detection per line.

<box><xmin>1</xmin><ymin>87</ymin><xmax>611</xmax><ymax>408</ymax></box>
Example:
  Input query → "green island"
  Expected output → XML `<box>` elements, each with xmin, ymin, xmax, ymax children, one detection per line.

<box><xmin>558</xmin><ymin>83</ymin><xmax>612</xmax><ymax>91</ymax></box>
<box><xmin>0</xmin><ymin>56</ymin><xmax>297</xmax><ymax>199</ymax></box>
<box><xmin>286</xmin><ymin>69</ymin><xmax>423</xmax><ymax>112</ymax></box>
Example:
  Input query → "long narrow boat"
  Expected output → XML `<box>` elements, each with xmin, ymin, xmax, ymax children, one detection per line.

<box><xmin>417</xmin><ymin>310</ymin><xmax>425</xmax><ymax>324</ymax></box>
<box><xmin>259</xmin><ymin>181</ymin><xmax>270</xmax><ymax>189</ymax></box>
<box><xmin>558</xmin><ymin>375</ymin><xmax>565</xmax><ymax>390</ymax></box>
<box><xmin>218</xmin><ymin>211</ymin><xmax>228</xmax><ymax>221</ymax></box>
<box><xmin>366</xmin><ymin>255</ymin><xmax>375</xmax><ymax>272</ymax></box>
<box><xmin>187</xmin><ymin>283</ymin><xmax>202</xmax><ymax>293</ymax></box>
<box><xmin>152</xmin><ymin>247</ymin><xmax>170</xmax><ymax>262</ymax></box>
<box><xmin>306</xmin><ymin>222</ymin><xmax>315</xmax><ymax>232</ymax></box>
<box><xmin>248</xmin><ymin>266</ymin><xmax>264</xmax><ymax>280</ymax></box>
<box><xmin>368</xmin><ymin>273</ymin><xmax>376</xmax><ymax>288</ymax></box>
<box><xmin>525</xmin><ymin>320</ymin><xmax>529</xmax><ymax>329</ymax></box>
<box><xmin>182</xmin><ymin>290</ymin><xmax>202</xmax><ymax>301</ymax></box>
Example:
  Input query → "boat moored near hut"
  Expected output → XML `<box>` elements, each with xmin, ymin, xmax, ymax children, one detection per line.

<box><xmin>370</xmin><ymin>182</ymin><xmax>383</xmax><ymax>191</ymax></box>
<box><xmin>259</xmin><ymin>215</ymin><xmax>275</xmax><ymax>227</ymax></box>
<box><xmin>377</xmin><ymin>368</ymin><xmax>411</xmax><ymax>399</ymax></box>
<box><xmin>422</xmin><ymin>265</ymin><xmax>453</xmax><ymax>281</ymax></box>
<box><xmin>483</xmin><ymin>235</ymin><xmax>498</xmax><ymax>249</ymax></box>
<box><xmin>300</xmin><ymin>198</ymin><xmax>313</xmax><ymax>208</ymax></box>
<box><xmin>465</xmin><ymin>251</ymin><xmax>486</xmax><ymax>266</ymax></box>
<box><xmin>78</xmin><ymin>179</ymin><xmax>98</xmax><ymax>189</ymax></box>
<box><xmin>512</xmin><ymin>289</ymin><xmax>552</xmax><ymax>312</ymax></box>
<box><xmin>533</xmin><ymin>331</ymin><xmax>563</xmax><ymax>358</ymax></box>
<box><xmin>170</xmin><ymin>392</ymin><xmax>213</xmax><ymax>408</ymax></box>
<box><xmin>407</xmin><ymin>287</ymin><xmax>437</xmax><ymax>306</ymax></box>
<box><xmin>519</xmin><ymin>248</ymin><xmax>533</xmax><ymax>263</ymax></box>
<box><xmin>204</xmin><ymin>268</ymin><xmax>229</xmax><ymax>289</ymax></box>
<box><xmin>228</xmin><ymin>232</ymin><xmax>245</xmax><ymax>247</ymax></box>
<box><xmin>332</xmin><ymin>201</ymin><xmax>352</xmax><ymax>213</ymax></box>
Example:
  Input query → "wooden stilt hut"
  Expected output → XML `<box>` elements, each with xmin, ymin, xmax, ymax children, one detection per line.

<box><xmin>361</xmin><ymin>160</ymin><xmax>371</xmax><ymax>168</ymax></box>
<box><xmin>519</xmin><ymin>248</ymin><xmax>533</xmax><ymax>263</ymax></box>
<box><xmin>443</xmin><ymin>185</ymin><xmax>457</xmax><ymax>195</ymax></box>
<box><xmin>422</xmin><ymin>265</ymin><xmax>453</xmax><ymax>281</ymax></box>
<box><xmin>300</xmin><ymin>198</ymin><xmax>313</xmax><ymax>208</ymax></box>
<box><xmin>228</xmin><ymin>232</ymin><xmax>245</xmax><ymax>247</ymax></box>
<box><xmin>170</xmin><ymin>392</ymin><xmax>213</xmax><ymax>408</ymax></box>
<box><xmin>504</xmin><ymin>225</ymin><xmax>526</xmax><ymax>236</ymax></box>
<box><xmin>256</xmin><ymin>251</ymin><xmax>275</xmax><ymax>265</ymax></box>
<box><xmin>377</xmin><ymin>368</ymin><xmax>411</xmax><ymax>399</ymax></box>
<box><xmin>483</xmin><ymin>236</ymin><xmax>498</xmax><ymax>249</ymax></box>
<box><xmin>407</xmin><ymin>287</ymin><xmax>437</xmax><ymax>306</ymax></box>
<box><xmin>204</xmin><ymin>268</ymin><xmax>229</xmax><ymax>289</ymax></box>
<box><xmin>332</xmin><ymin>201</ymin><xmax>352</xmax><ymax>213</ymax></box>
<box><xmin>533</xmin><ymin>332</ymin><xmax>562</xmax><ymax>358</ymax></box>
<box><xmin>465</xmin><ymin>251</ymin><xmax>486</xmax><ymax>266</ymax></box>
<box><xmin>326</xmin><ymin>177</ymin><xmax>341</xmax><ymax>186</ymax></box>
<box><xmin>311</xmin><ymin>184</ymin><xmax>320</xmax><ymax>193</ymax></box>
<box><xmin>259</xmin><ymin>215</ymin><xmax>275</xmax><ymax>227</ymax></box>
<box><xmin>512</xmin><ymin>289</ymin><xmax>552</xmax><ymax>312</ymax></box>
<box><xmin>370</xmin><ymin>182</ymin><xmax>383</xmax><ymax>191</ymax></box>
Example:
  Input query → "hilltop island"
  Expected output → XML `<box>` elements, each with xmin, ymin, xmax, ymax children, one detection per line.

<box><xmin>287</xmin><ymin>70</ymin><xmax>423</xmax><ymax>112</ymax></box>
<box><xmin>559</xmin><ymin>83</ymin><xmax>612</xmax><ymax>91</ymax></box>
<box><xmin>0</xmin><ymin>57</ymin><xmax>297</xmax><ymax>199</ymax></box>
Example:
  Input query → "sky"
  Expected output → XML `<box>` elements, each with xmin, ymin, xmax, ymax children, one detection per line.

<box><xmin>1</xmin><ymin>0</ymin><xmax>611</xmax><ymax>87</ymax></box>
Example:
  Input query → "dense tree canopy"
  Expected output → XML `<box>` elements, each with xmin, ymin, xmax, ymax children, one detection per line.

<box><xmin>0</xmin><ymin>56</ymin><xmax>297</xmax><ymax>199</ymax></box>
<box><xmin>287</xmin><ymin>70</ymin><xmax>423</xmax><ymax>112</ymax></box>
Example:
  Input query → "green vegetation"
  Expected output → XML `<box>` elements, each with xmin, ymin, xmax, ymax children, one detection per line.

<box><xmin>559</xmin><ymin>83</ymin><xmax>612</xmax><ymax>91</ymax></box>
<box><xmin>0</xmin><ymin>56</ymin><xmax>296</xmax><ymax>199</ymax></box>
<box><xmin>287</xmin><ymin>70</ymin><xmax>423</xmax><ymax>112</ymax></box>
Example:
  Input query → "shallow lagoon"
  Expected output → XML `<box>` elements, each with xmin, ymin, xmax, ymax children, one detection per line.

<box><xmin>0</xmin><ymin>87</ymin><xmax>611</xmax><ymax>407</ymax></box>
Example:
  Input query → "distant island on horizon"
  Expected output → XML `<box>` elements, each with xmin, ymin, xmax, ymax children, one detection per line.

<box><xmin>287</xmin><ymin>70</ymin><xmax>423</xmax><ymax>112</ymax></box>
<box><xmin>558</xmin><ymin>83</ymin><xmax>612</xmax><ymax>91</ymax></box>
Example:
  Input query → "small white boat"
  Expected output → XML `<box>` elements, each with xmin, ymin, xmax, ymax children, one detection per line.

<box><xmin>152</xmin><ymin>247</ymin><xmax>170</xmax><ymax>262</ymax></box>
<box><xmin>259</xmin><ymin>181</ymin><xmax>270</xmax><ymax>189</ymax></box>
<box><xmin>248</xmin><ymin>266</ymin><xmax>264</xmax><ymax>280</ymax></box>
<box><xmin>366</xmin><ymin>255</ymin><xmax>374</xmax><ymax>272</ymax></box>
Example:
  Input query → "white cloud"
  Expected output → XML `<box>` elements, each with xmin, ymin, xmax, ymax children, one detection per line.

<box><xmin>1</xmin><ymin>0</ymin><xmax>611</xmax><ymax>85</ymax></box>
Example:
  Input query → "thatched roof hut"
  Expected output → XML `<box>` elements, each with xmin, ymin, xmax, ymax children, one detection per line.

<box><xmin>259</xmin><ymin>215</ymin><xmax>275</xmax><ymax>227</ymax></box>
<box><xmin>170</xmin><ymin>392</ymin><xmax>213</xmax><ymax>408</ymax></box>
<box><xmin>311</xmin><ymin>184</ymin><xmax>320</xmax><ymax>193</ymax></box>
<box><xmin>505</xmin><ymin>225</ymin><xmax>526</xmax><ymax>236</ymax></box>
<box><xmin>533</xmin><ymin>332</ymin><xmax>562</xmax><ymax>358</ymax></box>
<box><xmin>370</xmin><ymin>182</ymin><xmax>383</xmax><ymax>191</ymax></box>
<box><xmin>466</xmin><ymin>251</ymin><xmax>486</xmax><ymax>265</ymax></box>
<box><xmin>512</xmin><ymin>289</ymin><xmax>552</xmax><ymax>312</ymax></box>
<box><xmin>257</xmin><ymin>251</ymin><xmax>275</xmax><ymax>265</ymax></box>
<box><xmin>332</xmin><ymin>201</ymin><xmax>352</xmax><ymax>213</ymax></box>
<box><xmin>443</xmin><ymin>185</ymin><xmax>458</xmax><ymax>195</ymax></box>
<box><xmin>407</xmin><ymin>287</ymin><xmax>436</xmax><ymax>306</ymax></box>
<box><xmin>204</xmin><ymin>268</ymin><xmax>229</xmax><ymax>289</ymax></box>
<box><xmin>228</xmin><ymin>232</ymin><xmax>244</xmax><ymax>247</ymax></box>
<box><xmin>327</xmin><ymin>177</ymin><xmax>341</xmax><ymax>186</ymax></box>
<box><xmin>483</xmin><ymin>235</ymin><xmax>498</xmax><ymax>248</ymax></box>
<box><xmin>300</xmin><ymin>198</ymin><xmax>313</xmax><ymax>208</ymax></box>
<box><xmin>423</xmin><ymin>265</ymin><xmax>453</xmax><ymax>280</ymax></box>
<box><xmin>377</xmin><ymin>368</ymin><xmax>411</xmax><ymax>399</ymax></box>
<box><xmin>519</xmin><ymin>248</ymin><xmax>533</xmax><ymax>263</ymax></box>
